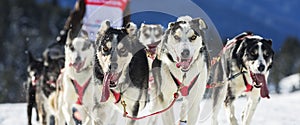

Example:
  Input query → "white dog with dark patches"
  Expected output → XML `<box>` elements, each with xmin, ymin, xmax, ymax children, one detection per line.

<box><xmin>55</xmin><ymin>30</ymin><xmax>95</xmax><ymax>125</ymax></box>
<box><xmin>93</xmin><ymin>20</ymin><xmax>152</xmax><ymax>125</ymax></box>
<box><xmin>155</xmin><ymin>16</ymin><xmax>210</xmax><ymax>125</ymax></box>
<box><xmin>211</xmin><ymin>32</ymin><xmax>274</xmax><ymax>125</ymax></box>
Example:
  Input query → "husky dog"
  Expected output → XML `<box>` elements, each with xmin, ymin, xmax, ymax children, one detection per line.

<box><xmin>137</xmin><ymin>23</ymin><xmax>164</xmax><ymax>124</ymax></box>
<box><xmin>138</xmin><ymin>23</ymin><xmax>164</xmax><ymax>95</ymax></box>
<box><xmin>25</xmin><ymin>51</ymin><xmax>43</xmax><ymax>125</ymax></box>
<box><xmin>155</xmin><ymin>16</ymin><xmax>209</xmax><ymax>125</ymax></box>
<box><xmin>37</xmin><ymin>43</ymin><xmax>65</xmax><ymax>125</ymax></box>
<box><xmin>94</xmin><ymin>20</ymin><xmax>149</xmax><ymax>125</ymax></box>
<box><xmin>56</xmin><ymin>30</ymin><xmax>95</xmax><ymax>125</ymax></box>
<box><xmin>211</xmin><ymin>32</ymin><xmax>274</xmax><ymax>125</ymax></box>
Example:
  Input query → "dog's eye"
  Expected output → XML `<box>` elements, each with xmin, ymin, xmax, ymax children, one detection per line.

<box><xmin>119</xmin><ymin>48</ymin><xmax>126</xmax><ymax>53</ymax></box>
<box><xmin>103</xmin><ymin>46</ymin><xmax>109</xmax><ymax>52</ymax></box>
<box><xmin>189</xmin><ymin>35</ymin><xmax>197</xmax><ymax>41</ymax></box>
<box><xmin>264</xmin><ymin>51</ymin><xmax>270</xmax><ymax>57</ymax></box>
<box><xmin>250</xmin><ymin>50</ymin><xmax>257</xmax><ymax>56</ymax></box>
<box><xmin>174</xmin><ymin>35</ymin><xmax>181</xmax><ymax>41</ymax></box>
<box><xmin>69</xmin><ymin>45</ymin><xmax>75</xmax><ymax>51</ymax></box>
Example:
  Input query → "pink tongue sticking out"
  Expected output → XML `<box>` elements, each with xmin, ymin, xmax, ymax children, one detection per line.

<box><xmin>100</xmin><ymin>73</ymin><xmax>111</xmax><ymax>102</ymax></box>
<box><xmin>253</xmin><ymin>74</ymin><xmax>270</xmax><ymax>99</ymax></box>
<box><xmin>176</xmin><ymin>61</ymin><xmax>190</xmax><ymax>69</ymax></box>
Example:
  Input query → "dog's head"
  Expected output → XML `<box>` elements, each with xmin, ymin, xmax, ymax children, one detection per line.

<box><xmin>42</xmin><ymin>46</ymin><xmax>64</xmax><ymax>95</ymax></box>
<box><xmin>161</xmin><ymin>16</ymin><xmax>208</xmax><ymax>72</ymax></box>
<box><xmin>27</xmin><ymin>51</ymin><xmax>43</xmax><ymax>86</ymax></box>
<box><xmin>235</xmin><ymin>33</ymin><xmax>274</xmax><ymax>98</ymax></box>
<box><xmin>139</xmin><ymin>24</ymin><xmax>164</xmax><ymax>54</ymax></box>
<box><xmin>95</xmin><ymin>20</ymin><xmax>138</xmax><ymax>88</ymax></box>
<box><xmin>236</xmin><ymin>35</ymin><xmax>274</xmax><ymax>75</ymax></box>
<box><xmin>65</xmin><ymin>30</ymin><xmax>94</xmax><ymax>73</ymax></box>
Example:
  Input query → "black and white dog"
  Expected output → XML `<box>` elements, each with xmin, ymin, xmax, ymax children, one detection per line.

<box><xmin>211</xmin><ymin>32</ymin><xmax>274</xmax><ymax>125</ymax></box>
<box><xmin>93</xmin><ymin>20</ymin><xmax>150</xmax><ymax>125</ymax></box>
<box><xmin>25</xmin><ymin>51</ymin><xmax>43</xmax><ymax>125</ymax></box>
<box><xmin>155</xmin><ymin>16</ymin><xmax>210</xmax><ymax>125</ymax></box>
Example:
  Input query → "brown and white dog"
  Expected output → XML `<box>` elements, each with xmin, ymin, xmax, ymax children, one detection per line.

<box><xmin>155</xmin><ymin>16</ymin><xmax>210</xmax><ymax>125</ymax></box>
<box><xmin>211</xmin><ymin>32</ymin><xmax>274</xmax><ymax>125</ymax></box>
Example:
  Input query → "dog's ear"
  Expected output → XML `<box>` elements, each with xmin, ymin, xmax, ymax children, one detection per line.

<box><xmin>66</xmin><ymin>29</ymin><xmax>76</xmax><ymax>45</ymax></box>
<box><xmin>126</xmin><ymin>22</ymin><xmax>137</xmax><ymax>37</ymax></box>
<box><xmin>191</xmin><ymin>18</ymin><xmax>207</xmax><ymax>30</ymax></box>
<box><xmin>263</xmin><ymin>39</ymin><xmax>272</xmax><ymax>46</ymax></box>
<box><xmin>80</xmin><ymin>30</ymin><xmax>89</xmax><ymax>40</ymax></box>
<box><xmin>96</xmin><ymin>20</ymin><xmax>110</xmax><ymax>46</ymax></box>
<box><xmin>98</xmin><ymin>20</ymin><xmax>110</xmax><ymax>35</ymax></box>
<box><xmin>168</xmin><ymin>22</ymin><xmax>175</xmax><ymax>29</ymax></box>
<box><xmin>27</xmin><ymin>51</ymin><xmax>35</xmax><ymax>63</ymax></box>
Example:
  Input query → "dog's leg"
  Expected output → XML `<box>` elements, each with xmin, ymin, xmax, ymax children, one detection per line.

<box><xmin>241</xmin><ymin>92</ymin><xmax>260</xmax><ymax>125</ymax></box>
<box><xmin>211</xmin><ymin>84</ymin><xmax>228</xmax><ymax>125</ymax></box>
<box><xmin>224</xmin><ymin>94</ymin><xmax>238</xmax><ymax>125</ymax></box>
<box><xmin>62</xmin><ymin>103</ymin><xmax>75</xmax><ymax>125</ymax></box>
<box><xmin>34</xmin><ymin>103</ymin><xmax>39</xmax><ymax>122</ymax></box>
<box><xmin>179</xmin><ymin>98</ymin><xmax>188</xmax><ymax>124</ymax></box>
<box><xmin>161</xmin><ymin>107</ymin><xmax>175</xmax><ymax>125</ymax></box>
<box><xmin>27</xmin><ymin>102</ymin><xmax>33</xmax><ymax>125</ymax></box>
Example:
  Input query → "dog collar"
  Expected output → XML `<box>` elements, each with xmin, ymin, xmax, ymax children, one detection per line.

<box><xmin>170</xmin><ymin>72</ymin><xmax>200</xmax><ymax>96</ymax></box>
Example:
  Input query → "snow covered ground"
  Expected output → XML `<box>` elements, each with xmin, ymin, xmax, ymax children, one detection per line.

<box><xmin>1</xmin><ymin>91</ymin><xmax>300</xmax><ymax>125</ymax></box>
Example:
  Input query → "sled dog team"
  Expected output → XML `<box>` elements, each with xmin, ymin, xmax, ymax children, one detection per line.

<box><xmin>26</xmin><ymin>15</ymin><xmax>274</xmax><ymax>125</ymax></box>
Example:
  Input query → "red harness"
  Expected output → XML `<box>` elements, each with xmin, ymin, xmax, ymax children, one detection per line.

<box><xmin>71</xmin><ymin>77</ymin><xmax>92</xmax><ymax>105</ymax></box>
<box><xmin>110</xmin><ymin>89</ymin><xmax>121</xmax><ymax>104</ymax></box>
<box><xmin>170</xmin><ymin>73</ymin><xmax>200</xmax><ymax>96</ymax></box>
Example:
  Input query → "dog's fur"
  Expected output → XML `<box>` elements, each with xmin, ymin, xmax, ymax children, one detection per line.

<box><xmin>25</xmin><ymin>51</ymin><xmax>43</xmax><ymax>125</ymax></box>
<box><xmin>53</xmin><ymin>30</ymin><xmax>95</xmax><ymax>125</ymax></box>
<box><xmin>155</xmin><ymin>16</ymin><xmax>209</xmax><ymax>125</ymax></box>
<box><xmin>211</xmin><ymin>32</ymin><xmax>274</xmax><ymax>125</ymax></box>
<box><xmin>93</xmin><ymin>20</ymin><xmax>150</xmax><ymax>125</ymax></box>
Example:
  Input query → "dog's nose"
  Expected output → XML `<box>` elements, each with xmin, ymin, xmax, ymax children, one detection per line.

<box><xmin>181</xmin><ymin>49</ymin><xmax>190</xmax><ymax>58</ymax></box>
<box><xmin>109</xmin><ymin>63</ymin><xmax>118</xmax><ymax>71</ymax></box>
<box><xmin>75</xmin><ymin>56</ymin><xmax>81</xmax><ymax>62</ymax></box>
<box><xmin>258</xmin><ymin>64</ymin><xmax>265</xmax><ymax>72</ymax></box>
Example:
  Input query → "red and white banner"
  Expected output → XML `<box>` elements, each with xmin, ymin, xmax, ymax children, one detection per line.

<box><xmin>85</xmin><ymin>0</ymin><xmax>128</xmax><ymax>11</ymax></box>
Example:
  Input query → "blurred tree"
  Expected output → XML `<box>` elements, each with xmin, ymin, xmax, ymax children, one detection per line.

<box><xmin>0</xmin><ymin>0</ymin><xmax>70</xmax><ymax>103</ymax></box>
<box><xmin>270</xmin><ymin>37</ymin><xmax>300</xmax><ymax>94</ymax></box>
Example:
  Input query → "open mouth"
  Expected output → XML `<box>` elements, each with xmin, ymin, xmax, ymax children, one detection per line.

<box><xmin>69</xmin><ymin>59</ymin><xmax>86</xmax><ymax>72</ymax></box>
<box><xmin>176</xmin><ymin>58</ymin><xmax>193</xmax><ymax>72</ymax></box>
<box><xmin>146</xmin><ymin>41</ymin><xmax>160</xmax><ymax>56</ymax></box>
<box><xmin>100</xmin><ymin>72</ymin><xmax>121</xmax><ymax>102</ymax></box>
<box><xmin>250</xmin><ymin>72</ymin><xmax>270</xmax><ymax>98</ymax></box>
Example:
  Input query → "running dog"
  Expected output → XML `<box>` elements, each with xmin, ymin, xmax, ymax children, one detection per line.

<box><xmin>56</xmin><ymin>30</ymin><xmax>95</xmax><ymax>125</ymax></box>
<box><xmin>93</xmin><ymin>20</ymin><xmax>149</xmax><ymax>125</ymax></box>
<box><xmin>25</xmin><ymin>51</ymin><xmax>43</xmax><ymax>125</ymax></box>
<box><xmin>138</xmin><ymin>23</ymin><xmax>164</xmax><ymax>97</ymax></box>
<box><xmin>36</xmin><ymin>43</ymin><xmax>65</xmax><ymax>125</ymax></box>
<box><xmin>155</xmin><ymin>16</ymin><xmax>209</xmax><ymax>125</ymax></box>
<box><xmin>211</xmin><ymin>32</ymin><xmax>274</xmax><ymax>125</ymax></box>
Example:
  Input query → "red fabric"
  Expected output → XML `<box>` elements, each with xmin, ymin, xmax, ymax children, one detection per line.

<box><xmin>85</xmin><ymin>0</ymin><xmax>128</xmax><ymax>11</ymax></box>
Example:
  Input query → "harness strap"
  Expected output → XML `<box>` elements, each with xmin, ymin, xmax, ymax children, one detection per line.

<box><xmin>242</xmin><ymin>73</ymin><xmax>253</xmax><ymax>92</ymax></box>
<box><xmin>110</xmin><ymin>89</ymin><xmax>121</xmax><ymax>104</ymax></box>
<box><xmin>170</xmin><ymin>72</ymin><xmax>200</xmax><ymax>96</ymax></box>
<box><xmin>71</xmin><ymin>77</ymin><xmax>92</xmax><ymax>105</ymax></box>
<box><xmin>121</xmin><ymin>92</ymin><xmax>179</xmax><ymax>120</ymax></box>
